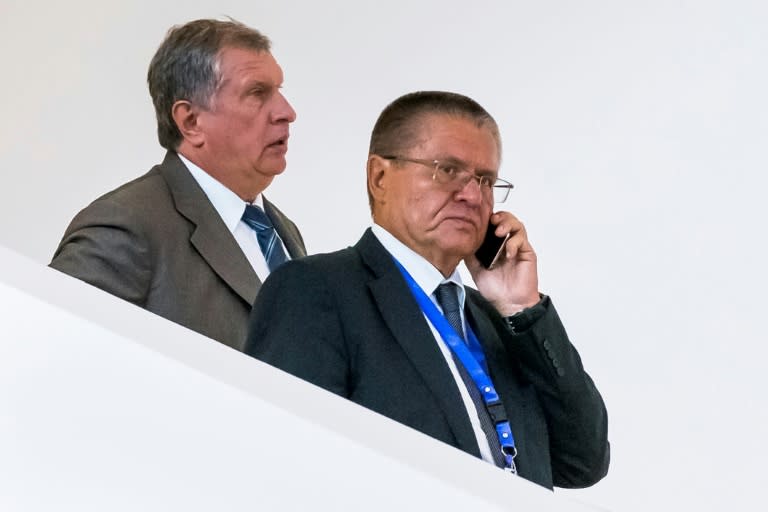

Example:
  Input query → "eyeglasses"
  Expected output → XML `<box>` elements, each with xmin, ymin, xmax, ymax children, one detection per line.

<box><xmin>381</xmin><ymin>155</ymin><xmax>514</xmax><ymax>203</ymax></box>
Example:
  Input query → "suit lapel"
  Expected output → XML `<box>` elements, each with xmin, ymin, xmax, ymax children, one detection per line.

<box><xmin>264</xmin><ymin>197</ymin><xmax>306</xmax><ymax>259</ymax></box>
<box><xmin>357</xmin><ymin>229</ymin><xmax>480</xmax><ymax>456</ymax></box>
<box><xmin>159</xmin><ymin>152</ymin><xmax>261</xmax><ymax>305</ymax></box>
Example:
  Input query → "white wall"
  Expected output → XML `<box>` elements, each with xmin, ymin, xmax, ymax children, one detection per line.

<box><xmin>2</xmin><ymin>1</ymin><xmax>767</xmax><ymax>510</ymax></box>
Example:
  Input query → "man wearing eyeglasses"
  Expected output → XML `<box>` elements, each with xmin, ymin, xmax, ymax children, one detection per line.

<box><xmin>245</xmin><ymin>91</ymin><xmax>609</xmax><ymax>489</ymax></box>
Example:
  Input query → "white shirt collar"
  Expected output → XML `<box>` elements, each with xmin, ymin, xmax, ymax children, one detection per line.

<box><xmin>178</xmin><ymin>153</ymin><xmax>264</xmax><ymax>232</ymax></box>
<box><xmin>370</xmin><ymin>224</ymin><xmax>466</xmax><ymax>308</ymax></box>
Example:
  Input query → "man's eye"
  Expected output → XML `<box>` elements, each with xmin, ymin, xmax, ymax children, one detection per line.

<box><xmin>437</xmin><ymin>164</ymin><xmax>460</xmax><ymax>177</ymax></box>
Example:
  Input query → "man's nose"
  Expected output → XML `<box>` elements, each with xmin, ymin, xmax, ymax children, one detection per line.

<box><xmin>453</xmin><ymin>174</ymin><xmax>485</xmax><ymax>205</ymax></box>
<box><xmin>272</xmin><ymin>92</ymin><xmax>297</xmax><ymax>123</ymax></box>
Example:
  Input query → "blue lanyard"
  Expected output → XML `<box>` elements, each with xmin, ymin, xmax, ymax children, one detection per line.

<box><xmin>392</xmin><ymin>259</ymin><xmax>518</xmax><ymax>471</ymax></box>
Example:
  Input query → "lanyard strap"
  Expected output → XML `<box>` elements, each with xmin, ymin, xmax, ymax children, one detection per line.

<box><xmin>392</xmin><ymin>259</ymin><xmax>518</xmax><ymax>470</ymax></box>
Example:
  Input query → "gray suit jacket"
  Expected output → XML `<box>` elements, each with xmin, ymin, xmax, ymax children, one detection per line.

<box><xmin>51</xmin><ymin>151</ymin><xmax>306</xmax><ymax>351</ymax></box>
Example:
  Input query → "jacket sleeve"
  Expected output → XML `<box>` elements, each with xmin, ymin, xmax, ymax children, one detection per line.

<box><xmin>49</xmin><ymin>198</ymin><xmax>152</xmax><ymax>307</ymax></box>
<box><xmin>500</xmin><ymin>296</ymin><xmax>610</xmax><ymax>488</ymax></box>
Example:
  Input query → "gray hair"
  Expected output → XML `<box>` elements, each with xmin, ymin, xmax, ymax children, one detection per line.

<box><xmin>147</xmin><ymin>19</ymin><xmax>271</xmax><ymax>150</ymax></box>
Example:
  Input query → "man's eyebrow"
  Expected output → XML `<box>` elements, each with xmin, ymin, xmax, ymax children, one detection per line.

<box><xmin>435</xmin><ymin>155</ymin><xmax>467</xmax><ymax>166</ymax></box>
<box><xmin>437</xmin><ymin>155</ymin><xmax>497</xmax><ymax>175</ymax></box>
<box><xmin>476</xmin><ymin>167</ymin><xmax>498</xmax><ymax>177</ymax></box>
<box><xmin>244</xmin><ymin>79</ymin><xmax>272</xmax><ymax>88</ymax></box>
<box><xmin>239</xmin><ymin>79</ymin><xmax>278</xmax><ymax>96</ymax></box>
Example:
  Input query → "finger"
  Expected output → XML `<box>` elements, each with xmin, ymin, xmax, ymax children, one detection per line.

<box><xmin>504</xmin><ymin>232</ymin><xmax>526</xmax><ymax>261</ymax></box>
<box><xmin>491</xmin><ymin>211</ymin><xmax>525</xmax><ymax>238</ymax></box>
<box><xmin>509</xmin><ymin>236</ymin><xmax>537</xmax><ymax>263</ymax></box>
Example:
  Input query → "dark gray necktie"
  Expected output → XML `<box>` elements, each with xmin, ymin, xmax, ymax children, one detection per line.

<box><xmin>434</xmin><ymin>283</ymin><xmax>506</xmax><ymax>468</ymax></box>
<box><xmin>241</xmin><ymin>204</ymin><xmax>289</xmax><ymax>272</ymax></box>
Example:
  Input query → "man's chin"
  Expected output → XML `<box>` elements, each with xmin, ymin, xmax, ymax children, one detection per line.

<box><xmin>255</xmin><ymin>158</ymin><xmax>288</xmax><ymax>177</ymax></box>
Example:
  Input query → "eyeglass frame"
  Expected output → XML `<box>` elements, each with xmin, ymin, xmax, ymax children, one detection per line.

<box><xmin>379</xmin><ymin>155</ymin><xmax>514</xmax><ymax>203</ymax></box>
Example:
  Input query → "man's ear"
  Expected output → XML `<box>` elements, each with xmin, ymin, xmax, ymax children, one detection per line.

<box><xmin>367</xmin><ymin>154</ymin><xmax>393</xmax><ymax>206</ymax></box>
<box><xmin>171</xmin><ymin>100</ymin><xmax>205</xmax><ymax>147</ymax></box>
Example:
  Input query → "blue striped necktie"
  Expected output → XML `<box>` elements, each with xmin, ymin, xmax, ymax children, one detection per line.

<box><xmin>241</xmin><ymin>204</ymin><xmax>289</xmax><ymax>272</ymax></box>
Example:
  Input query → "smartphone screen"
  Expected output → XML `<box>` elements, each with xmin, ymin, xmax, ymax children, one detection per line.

<box><xmin>475</xmin><ymin>222</ymin><xmax>510</xmax><ymax>269</ymax></box>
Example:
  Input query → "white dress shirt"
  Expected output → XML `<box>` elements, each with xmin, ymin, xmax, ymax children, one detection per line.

<box><xmin>179</xmin><ymin>154</ymin><xmax>289</xmax><ymax>283</ymax></box>
<box><xmin>371</xmin><ymin>224</ymin><xmax>496</xmax><ymax>464</ymax></box>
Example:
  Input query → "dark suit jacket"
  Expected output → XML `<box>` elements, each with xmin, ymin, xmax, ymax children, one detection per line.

<box><xmin>246</xmin><ymin>229</ymin><xmax>609</xmax><ymax>489</ymax></box>
<box><xmin>50</xmin><ymin>151</ymin><xmax>306</xmax><ymax>351</ymax></box>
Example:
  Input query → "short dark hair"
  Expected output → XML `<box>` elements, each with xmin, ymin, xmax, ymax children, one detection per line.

<box><xmin>369</xmin><ymin>91</ymin><xmax>501</xmax><ymax>156</ymax></box>
<box><xmin>367</xmin><ymin>91</ymin><xmax>501</xmax><ymax>211</ymax></box>
<box><xmin>147</xmin><ymin>19</ymin><xmax>271</xmax><ymax>150</ymax></box>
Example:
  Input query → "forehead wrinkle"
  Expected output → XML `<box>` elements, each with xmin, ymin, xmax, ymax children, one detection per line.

<box><xmin>218</xmin><ymin>48</ymin><xmax>278</xmax><ymax>80</ymax></box>
<box><xmin>424</xmin><ymin>112</ymin><xmax>501</xmax><ymax>162</ymax></box>
<box><xmin>414</xmin><ymin>119</ymin><xmax>499</xmax><ymax>171</ymax></box>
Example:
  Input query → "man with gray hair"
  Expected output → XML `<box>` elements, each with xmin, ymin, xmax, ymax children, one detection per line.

<box><xmin>51</xmin><ymin>19</ymin><xmax>306</xmax><ymax>351</ymax></box>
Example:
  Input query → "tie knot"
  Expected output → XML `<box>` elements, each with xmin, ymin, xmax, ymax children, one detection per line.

<box><xmin>242</xmin><ymin>204</ymin><xmax>273</xmax><ymax>232</ymax></box>
<box><xmin>241</xmin><ymin>203</ymin><xmax>288</xmax><ymax>272</ymax></box>
<box><xmin>435</xmin><ymin>282</ymin><xmax>461</xmax><ymax>315</ymax></box>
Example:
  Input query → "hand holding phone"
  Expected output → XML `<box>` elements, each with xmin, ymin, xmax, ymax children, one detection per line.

<box><xmin>474</xmin><ymin>221</ymin><xmax>510</xmax><ymax>270</ymax></box>
<box><xmin>469</xmin><ymin>212</ymin><xmax>540</xmax><ymax>316</ymax></box>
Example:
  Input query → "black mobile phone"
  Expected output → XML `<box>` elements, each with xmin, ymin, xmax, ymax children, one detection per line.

<box><xmin>475</xmin><ymin>222</ymin><xmax>510</xmax><ymax>269</ymax></box>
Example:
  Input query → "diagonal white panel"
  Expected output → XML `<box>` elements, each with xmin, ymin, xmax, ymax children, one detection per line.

<box><xmin>0</xmin><ymin>246</ymin><xmax>600</xmax><ymax>511</ymax></box>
